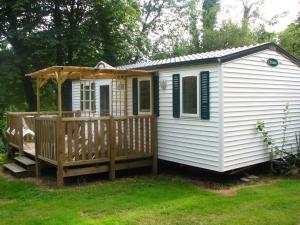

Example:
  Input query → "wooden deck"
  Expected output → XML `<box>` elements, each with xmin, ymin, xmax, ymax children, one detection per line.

<box><xmin>7</xmin><ymin>112</ymin><xmax>158</xmax><ymax>187</ymax></box>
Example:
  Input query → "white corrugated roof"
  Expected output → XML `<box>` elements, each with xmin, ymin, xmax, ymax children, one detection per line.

<box><xmin>117</xmin><ymin>43</ymin><xmax>269</xmax><ymax>70</ymax></box>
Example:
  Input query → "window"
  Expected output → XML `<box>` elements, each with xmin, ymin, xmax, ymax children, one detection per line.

<box><xmin>139</xmin><ymin>80</ymin><xmax>151</xmax><ymax>113</ymax></box>
<box><xmin>80</xmin><ymin>81</ymin><xmax>95</xmax><ymax>112</ymax></box>
<box><xmin>181</xmin><ymin>75</ymin><xmax>198</xmax><ymax>115</ymax></box>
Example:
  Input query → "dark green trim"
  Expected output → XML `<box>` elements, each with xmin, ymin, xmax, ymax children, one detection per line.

<box><xmin>152</xmin><ymin>74</ymin><xmax>159</xmax><ymax>116</ymax></box>
<box><xmin>132</xmin><ymin>78</ymin><xmax>138</xmax><ymax>115</ymax></box>
<box><xmin>172</xmin><ymin>74</ymin><xmax>180</xmax><ymax>118</ymax></box>
<box><xmin>200</xmin><ymin>71</ymin><xmax>210</xmax><ymax>120</ymax></box>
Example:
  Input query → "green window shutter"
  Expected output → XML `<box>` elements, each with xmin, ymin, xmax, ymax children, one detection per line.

<box><xmin>152</xmin><ymin>74</ymin><xmax>159</xmax><ymax>116</ymax></box>
<box><xmin>200</xmin><ymin>71</ymin><xmax>210</xmax><ymax>120</ymax></box>
<box><xmin>172</xmin><ymin>74</ymin><xmax>180</xmax><ymax>118</ymax></box>
<box><xmin>132</xmin><ymin>78</ymin><xmax>138</xmax><ymax>115</ymax></box>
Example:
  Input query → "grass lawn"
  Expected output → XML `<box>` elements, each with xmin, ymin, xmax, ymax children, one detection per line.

<box><xmin>0</xmin><ymin>173</ymin><xmax>300</xmax><ymax>225</ymax></box>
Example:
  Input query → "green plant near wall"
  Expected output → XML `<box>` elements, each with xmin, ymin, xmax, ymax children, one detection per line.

<box><xmin>256</xmin><ymin>103</ymin><xmax>300</xmax><ymax>174</ymax></box>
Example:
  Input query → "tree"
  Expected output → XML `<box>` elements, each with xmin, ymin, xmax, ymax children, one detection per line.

<box><xmin>202</xmin><ymin>21</ymin><xmax>255</xmax><ymax>51</ymax></box>
<box><xmin>202</xmin><ymin>0</ymin><xmax>220</xmax><ymax>30</ymax></box>
<box><xmin>0</xmin><ymin>0</ymin><xmax>142</xmax><ymax>112</ymax></box>
<box><xmin>279</xmin><ymin>16</ymin><xmax>300</xmax><ymax>59</ymax></box>
<box><xmin>0</xmin><ymin>48</ymin><xmax>27</xmax><ymax>144</ymax></box>
<box><xmin>188</xmin><ymin>0</ymin><xmax>202</xmax><ymax>53</ymax></box>
<box><xmin>137</xmin><ymin>0</ymin><xmax>186</xmax><ymax>60</ymax></box>
<box><xmin>0</xmin><ymin>0</ymin><xmax>47</xmax><ymax>110</ymax></box>
<box><xmin>201</xmin><ymin>0</ymin><xmax>221</xmax><ymax>51</ymax></box>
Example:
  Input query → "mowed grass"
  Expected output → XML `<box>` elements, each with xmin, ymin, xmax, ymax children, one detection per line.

<box><xmin>0</xmin><ymin>174</ymin><xmax>300</xmax><ymax>225</ymax></box>
<box><xmin>0</xmin><ymin>177</ymin><xmax>300</xmax><ymax>225</ymax></box>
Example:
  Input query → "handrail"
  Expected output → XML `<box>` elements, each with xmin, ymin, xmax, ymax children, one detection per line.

<box><xmin>62</xmin><ymin>116</ymin><xmax>111</xmax><ymax>121</ymax></box>
<box><xmin>7</xmin><ymin>111</ymin><xmax>80</xmax><ymax>116</ymax></box>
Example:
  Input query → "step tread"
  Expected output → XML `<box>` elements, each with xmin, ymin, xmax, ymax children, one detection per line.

<box><xmin>3</xmin><ymin>163</ymin><xmax>27</xmax><ymax>173</ymax></box>
<box><xmin>14</xmin><ymin>156</ymin><xmax>35</xmax><ymax>166</ymax></box>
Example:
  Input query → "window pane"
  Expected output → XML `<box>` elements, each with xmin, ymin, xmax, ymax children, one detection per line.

<box><xmin>139</xmin><ymin>80</ymin><xmax>150</xmax><ymax>112</ymax></box>
<box><xmin>85</xmin><ymin>90</ymin><xmax>90</xmax><ymax>101</ymax></box>
<box><xmin>85</xmin><ymin>101</ymin><xmax>90</xmax><ymax>110</ymax></box>
<box><xmin>182</xmin><ymin>76</ymin><xmax>197</xmax><ymax>114</ymax></box>
<box><xmin>91</xmin><ymin>90</ymin><xmax>95</xmax><ymax>100</ymax></box>
<box><xmin>100</xmin><ymin>85</ymin><xmax>110</xmax><ymax>116</ymax></box>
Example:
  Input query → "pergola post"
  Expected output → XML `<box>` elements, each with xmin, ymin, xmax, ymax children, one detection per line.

<box><xmin>57</xmin><ymin>71</ymin><xmax>62</xmax><ymax>117</ymax></box>
<box><xmin>36</xmin><ymin>78</ymin><xmax>41</xmax><ymax>116</ymax></box>
<box><xmin>124</xmin><ymin>77</ymin><xmax>128</xmax><ymax>116</ymax></box>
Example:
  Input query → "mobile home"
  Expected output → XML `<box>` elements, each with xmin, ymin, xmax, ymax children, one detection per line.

<box><xmin>73</xmin><ymin>42</ymin><xmax>300</xmax><ymax>172</ymax></box>
<box><xmin>6</xmin><ymin>42</ymin><xmax>300</xmax><ymax>186</ymax></box>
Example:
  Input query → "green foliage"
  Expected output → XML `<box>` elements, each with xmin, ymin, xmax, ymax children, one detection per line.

<box><xmin>279</xmin><ymin>17</ymin><xmax>300</xmax><ymax>59</ymax></box>
<box><xmin>0</xmin><ymin>49</ymin><xmax>27</xmax><ymax>110</ymax></box>
<box><xmin>202</xmin><ymin>0</ymin><xmax>220</xmax><ymax>30</ymax></box>
<box><xmin>0</xmin><ymin>153</ymin><xmax>7</xmax><ymax>165</ymax></box>
<box><xmin>202</xmin><ymin>21</ymin><xmax>255</xmax><ymax>51</ymax></box>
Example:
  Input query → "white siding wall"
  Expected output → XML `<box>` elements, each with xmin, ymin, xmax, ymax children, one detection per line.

<box><xmin>72</xmin><ymin>79</ymin><xmax>112</xmax><ymax>115</ymax></box>
<box><xmin>222</xmin><ymin>49</ymin><xmax>300</xmax><ymax>171</ymax></box>
<box><xmin>157</xmin><ymin>64</ymin><xmax>221</xmax><ymax>171</ymax></box>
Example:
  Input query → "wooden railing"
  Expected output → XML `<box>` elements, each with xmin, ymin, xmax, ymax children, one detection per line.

<box><xmin>7</xmin><ymin>113</ymin><xmax>23</xmax><ymax>150</ymax></box>
<box><xmin>7</xmin><ymin>111</ymin><xmax>81</xmax><ymax>153</ymax></box>
<box><xmin>114</xmin><ymin>116</ymin><xmax>155</xmax><ymax>159</ymax></box>
<box><xmin>35</xmin><ymin>117</ymin><xmax>59</xmax><ymax>164</ymax></box>
<box><xmin>9</xmin><ymin>113</ymin><xmax>157</xmax><ymax>186</ymax></box>
<box><xmin>61</xmin><ymin>117</ymin><xmax>111</xmax><ymax>166</ymax></box>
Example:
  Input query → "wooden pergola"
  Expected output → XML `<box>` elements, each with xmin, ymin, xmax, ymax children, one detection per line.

<box><xmin>26</xmin><ymin>66</ymin><xmax>156</xmax><ymax>117</ymax></box>
<box><xmin>7</xmin><ymin>65</ymin><xmax>158</xmax><ymax>186</ymax></box>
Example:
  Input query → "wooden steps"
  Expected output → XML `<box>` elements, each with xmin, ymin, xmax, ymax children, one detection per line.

<box><xmin>15</xmin><ymin>156</ymin><xmax>35</xmax><ymax>167</ymax></box>
<box><xmin>2</xmin><ymin>156</ymin><xmax>36</xmax><ymax>177</ymax></box>
<box><xmin>3</xmin><ymin>163</ymin><xmax>27</xmax><ymax>177</ymax></box>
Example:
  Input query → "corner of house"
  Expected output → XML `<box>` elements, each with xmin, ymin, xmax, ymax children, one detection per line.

<box><xmin>218</xmin><ymin>63</ymin><xmax>224</xmax><ymax>172</ymax></box>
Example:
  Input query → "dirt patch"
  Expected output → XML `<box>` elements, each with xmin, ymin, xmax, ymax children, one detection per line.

<box><xmin>209</xmin><ymin>177</ymin><xmax>284</xmax><ymax>196</ymax></box>
<box><xmin>0</xmin><ymin>199</ymin><xmax>17</xmax><ymax>205</ymax></box>
<box><xmin>80</xmin><ymin>210</ymin><xmax>106</xmax><ymax>218</ymax></box>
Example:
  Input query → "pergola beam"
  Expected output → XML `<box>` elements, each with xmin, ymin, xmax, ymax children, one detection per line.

<box><xmin>26</xmin><ymin>66</ymin><xmax>155</xmax><ymax>80</ymax></box>
<box><xmin>28</xmin><ymin>65</ymin><xmax>156</xmax><ymax>118</ymax></box>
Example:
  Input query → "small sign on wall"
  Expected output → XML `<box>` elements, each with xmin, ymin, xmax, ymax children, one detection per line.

<box><xmin>266</xmin><ymin>58</ymin><xmax>279</xmax><ymax>67</ymax></box>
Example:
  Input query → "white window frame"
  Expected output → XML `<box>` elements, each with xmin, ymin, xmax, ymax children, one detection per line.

<box><xmin>80</xmin><ymin>80</ymin><xmax>96</xmax><ymax>113</ymax></box>
<box><xmin>180</xmin><ymin>74</ymin><xmax>199</xmax><ymax>117</ymax></box>
<box><xmin>138</xmin><ymin>77</ymin><xmax>152</xmax><ymax>115</ymax></box>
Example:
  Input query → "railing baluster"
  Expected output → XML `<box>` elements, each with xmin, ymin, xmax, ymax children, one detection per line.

<box><xmin>140</xmin><ymin>117</ymin><xmax>144</xmax><ymax>154</ymax></box>
<box><xmin>81</xmin><ymin>121</ymin><xmax>86</xmax><ymax>160</ymax></box>
<box><xmin>100</xmin><ymin>121</ymin><xmax>105</xmax><ymax>158</ymax></box>
<box><xmin>124</xmin><ymin>118</ymin><xmax>128</xmax><ymax>156</ymax></box>
<box><xmin>74</xmin><ymin>121</ymin><xmax>79</xmax><ymax>160</ymax></box>
<box><xmin>145</xmin><ymin>117</ymin><xmax>149</xmax><ymax>154</ymax></box>
<box><xmin>88</xmin><ymin>120</ymin><xmax>92</xmax><ymax>159</ymax></box>
<box><xmin>94</xmin><ymin>120</ymin><xmax>99</xmax><ymax>159</ymax></box>
<box><xmin>68</xmin><ymin>121</ymin><xmax>73</xmax><ymax>161</ymax></box>
<box><xmin>135</xmin><ymin>117</ymin><xmax>139</xmax><ymax>153</ymax></box>
<box><xmin>129</xmin><ymin>118</ymin><xmax>133</xmax><ymax>155</ymax></box>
